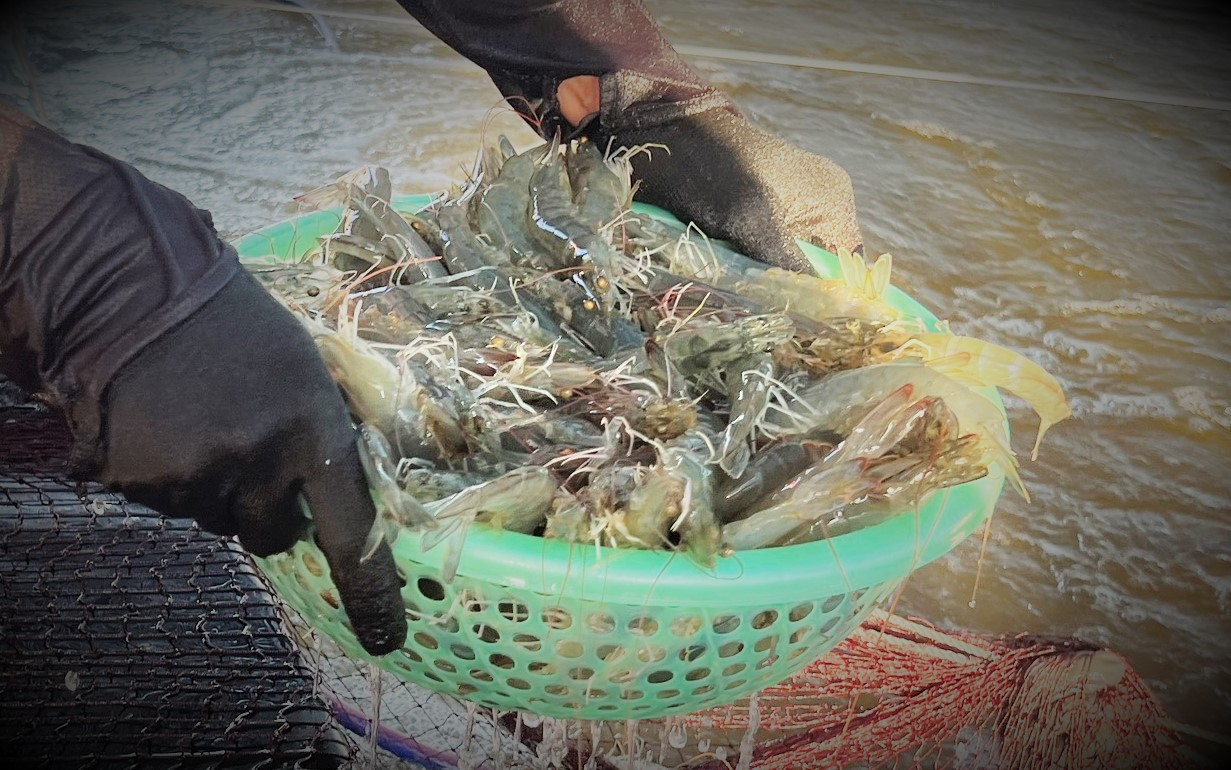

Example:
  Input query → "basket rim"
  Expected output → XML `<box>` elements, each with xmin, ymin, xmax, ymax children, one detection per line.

<box><xmin>236</xmin><ymin>194</ymin><xmax>1005</xmax><ymax>607</ymax></box>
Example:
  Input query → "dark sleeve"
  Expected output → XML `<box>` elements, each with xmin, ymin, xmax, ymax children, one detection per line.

<box><xmin>394</xmin><ymin>0</ymin><xmax>737</xmax><ymax>138</ymax></box>
<box><xmin>0</xmin><ymin>102</ymin><xmax>237</xmax><ymax>472</ymax></box>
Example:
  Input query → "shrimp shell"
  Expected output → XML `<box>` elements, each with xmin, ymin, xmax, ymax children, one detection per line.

<box><xmin>766</xmin><ymin>361</ymin><xmax>1029</xmax><ymax>501</ymax></box>
<box><xmin>909</xmin><ymin>332</ymin><xmax>1071</xmax><ymax>460</ymax></box>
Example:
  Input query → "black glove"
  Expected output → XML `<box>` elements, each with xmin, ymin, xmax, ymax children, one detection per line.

<box><xmin>1</xmin><ymin>103</ymin><xmax>406</xmax><ymax>656</ymax></box>
<box><xmin>599</xmin><ymin>102</ymin><xmax>863</xmax><ymax>273</ymax></box>
<box><xmin>397</xmin><ymin>0</ymin><xmax>863</xmax><ymax>272</ymax></box>
<box><xmin>100</xmin><ymin>271</ymin><xmax>407</xmax><ymax>655</ymax></box>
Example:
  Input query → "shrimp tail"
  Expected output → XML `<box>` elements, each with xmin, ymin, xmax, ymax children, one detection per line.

<box><xmin>718</xmin><ymin>440</ymin><xmax>753</xmax><ymax>480</ymax></box>
<box><xmin>838</xmin><ymin>249</ymin><xmax>893</xmax><ymax>302</ymax></box>
<box><xmin>982</xmin><ymin>427</ymin><xmax>1031</xmax><ymax>503</ymax></box>
<box><xmin>360</xmin><ymin>516</ymin><xmax>401</xmax><ymax>564</ymax></box>
<box><xmin>419</xmin><ymin>508</ymin><xmax>473</xmax><ymax>584</ymax></box>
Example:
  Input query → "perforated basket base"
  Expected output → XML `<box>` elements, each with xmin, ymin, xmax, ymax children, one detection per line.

<box><xmin>0</xmin><ymin>407</ymin><xmax>349</xmax><ymax>769</ymax></box>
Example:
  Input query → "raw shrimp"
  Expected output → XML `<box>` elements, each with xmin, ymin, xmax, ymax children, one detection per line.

<box><xmin>725</xmin><ymin>259</ymin><xmax>899</xmax><ymax>325</ymax></box>
<box><xmin>775</xmin><ymin>316</ymin><xmax>911</xmax><ymax>377</ymax></box>
<box><xmin>557</xmin><ymin>372</ymin><xmax>697</xmax><ymax>442</ymax></box>
<box><xmin>714</xmin><ymin>438</ymin><xmax>833</xmax><ymax>523</ymax></box>
<box><xmin>718</xmin><ymin>353</ymin><xmax>777</xmax><ymax>477</ymax></box>
<box><xmin>422</xmin><ymin>466</ymin><xmax>559</xmax><ymax>582</ymax></box>
<box><xmin>583</xmin><ymin>463</ymin><xmax>655</xmax><ymax>549</ymax></box>
<box><xmin>399</xmin><ymin>465</ymin><xmax>497</xmax><ymax>504</ymax></box>
<box><xmin>825</xmin><ymin>385</ymin><xmax>930</xmax><ymax>464</ymax></box>
<box><xmin>313</xmin><ymin>319</ymin><xmax>402</xmax><ymax>436</ymax></box>
<box><xmin>903</xmin><ymin>332</ymin><xmax>1071</xmax><ymax>460</ymax></box>
<box><xmin>721</xmin><ymin>458</ymin><xmax>878</xmax><ymax>551</ymax></box>
<box><xmin>660</xmin><ymin>433</ymin><xmax>724</xmax><ymax>568</ymax></box>
<box><xmin>391</xmin><ymin>358</ymin><xmax>468</xmax><ymax>461</ymax></box>
<box><xmin>319</xmin><ymin>232</ymin><xmax>399</xmax><ymax>273</ymax></box>
<box><xmin>565</xmin><ymin>138</ymin><xmax>632</xmax><ymax>232</ymax></box>
<box><xmin>644</xmin><ymin>216</ymin><xmax>900</xmax><ymax>324</ymax></box>
<box><xmin>470</xmin><ymin>340</ymin><xmax>599</xmax><ymax>410</ymax></box>
<box><xmin>542</xmin><ymin>488</ymin><xmax>594</xmax><ymax>543</ymax></box>
<box><xmin>727</xmin><ymin>387</ymin><xmax>938</xmax><ymax>523</ymax></box>
<box><xmin>781</xmin><ymin>433</ymin><xmax>991</xmax><ymax>545</ymax></box>
<box><xmin>655</xmin><ymin>313</ymin><xmax>794</xmax><ymax>377</ymax></box>
<box><xmin>526</xmin><ymin>139</ymin><xmax>622</xmax><ymax>279</ymax></box>
<box><xmin>295</xmin><ymin>165</ymin><xmax>392</xmax><ymax>210</ymax></box>
<box><xmin>245</xmin><ymin>261</ymin><xmax>348</xmax><ymax>311</ymax></box>
<box><xmin>471</xmin><ymin>140</ymin><xmax>546</xmax><ymax>269</ymax></box>
<box><xmin>299</xmin><ymin>166</ymin><xmax>446</xmax><ymax>281</ymax></box>
<box><xmin>249</xmin><ymin>136</ymin><xmax>1069</xmax><ymax>573</ymax></box>
<box><xmin>765</xmin><ymin>362</ymin><xmax>1027</xmax><ymax>500</ymax></box>
<box><xmin>349</xmin><ymin>191</ymin><xmax>447</xmax><ymax>282</ymax></box>
<box><xmin>623</xmin><ymin>465</ymin><xmax>688</xmax><ymax>549</ymax></box>
<box><xmin>357</xmin><ymin>423</ymin><xmax>438</xmax><ymax>561</ymax></box>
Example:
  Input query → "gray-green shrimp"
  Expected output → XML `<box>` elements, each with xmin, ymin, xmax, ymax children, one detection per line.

<box><xmin>422</xmin><ymin>466</ymin><xmax>559</xmax><ymax>582</ymax></box>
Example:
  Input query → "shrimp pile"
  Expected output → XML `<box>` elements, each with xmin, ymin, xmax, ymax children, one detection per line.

<box><xmin>246</xmin><ymin>136</ymin><xmax>1069</xmax><ymax>581</ymax></box>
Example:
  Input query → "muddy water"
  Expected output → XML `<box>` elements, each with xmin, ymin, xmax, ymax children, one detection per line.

<box><xmin>4</xmin><ymin>0</ymin><xmax>1229</xmax><ymax>743</ymax></box>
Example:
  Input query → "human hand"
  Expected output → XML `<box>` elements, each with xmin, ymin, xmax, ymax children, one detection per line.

<box><xmin>392</xmin><ymin>1</ymin><xmax>861</xmax><ymax>273</ymax></box>
<box><xmin>552</xmin><ymin>70</ymin><xmax>863</xmax><ymax>273</ymax></box>
<box><xmin>2</xmin><ymin>103</ymin><xmax>406</xmax><ymax>656</ymax></box>
<box><xmin>601</xmin><ymin>104</ymin><xmax>864</xmax><ymax>274</ymax></box>
<box><xmin>98</xmin><ymin>271</ymin><xmax>407</xmax><ymax>655</ymax></box>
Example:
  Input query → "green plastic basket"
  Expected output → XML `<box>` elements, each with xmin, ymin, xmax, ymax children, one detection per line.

<box><xmin>238</xmin><ymin>195</ymin><xmax>1005</xmax><ymax>720</ymax></box>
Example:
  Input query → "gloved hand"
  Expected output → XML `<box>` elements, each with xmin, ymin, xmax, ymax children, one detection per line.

<box><xmin>1</xmin><ymin>103</ymin><xmax>406</xmax><ymax>656</ymax></box>
<box><xmin>596</xmin><ymin>100</ymin><xmax>863</xmax><ymax>273</ymax></box>
<box><xmin>396</xmin><ymin>0</ymin><xmax>864</xmax><ymax>273</ymax></box>
<box><xmin>100</xmin><ymin>271</ymin><xmax>408</xmax><ymax>655</ymax></box>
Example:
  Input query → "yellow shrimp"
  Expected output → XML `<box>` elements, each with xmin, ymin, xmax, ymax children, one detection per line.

<box><xmin>909</xmin><ymin>332</ymin><xmax>1070</xmax><ymax>460</ymax></box>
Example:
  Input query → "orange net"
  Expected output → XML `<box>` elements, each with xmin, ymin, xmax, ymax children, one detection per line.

<box><xmin>676</xmin><ymin>611</ymin><xmax>1192</xmax><ymax>770</ymax></box>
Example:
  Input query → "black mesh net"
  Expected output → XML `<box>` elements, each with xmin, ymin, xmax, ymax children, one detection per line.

<box><xmin>0</xmin><ymin>400</ymin><xmax>351</xmax><ymax>769</ymax></box>
<box><xmin>0</xmin><ymin>390</ymin><xmax>541</xmax><ymax>770</ymax></box>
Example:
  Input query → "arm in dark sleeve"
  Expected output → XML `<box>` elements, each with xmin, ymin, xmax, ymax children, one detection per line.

<box><xmin>0</xmin><ymin>102</ymin><xmax>237</xmax><ymax>471</ymax></box>
<box><xmin>0</xmin><ymin>103</ymin><xmax>406</xmax><ymax>654</ymax></box>
<box><xmin>394</xmin><ymin>0</ymin><xmax>738</xmax><ymax>138</ymax></box>
<box><xmin>394</xmin><ymin>1</ymin><xmax>864</xmax><ymax>269</ymax></box>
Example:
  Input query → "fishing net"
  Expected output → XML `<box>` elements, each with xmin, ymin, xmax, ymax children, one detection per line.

<box><xmin>1</xmin><ymin>393</ymin><xmax>1201</xmax><ymax>769</ymax></box>
<box><xmin>0</xmin><ymin>400</ymin><xmax>350</xmax><ymax>769</ymax></box>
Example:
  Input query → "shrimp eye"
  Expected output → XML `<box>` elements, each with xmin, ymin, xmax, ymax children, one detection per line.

<box><xmin>583</xmin><ymin>299</ymin><xmax>598</xmax><ymax>312</ymax></box>
<box><xmin>306</xmin><ymin>286</ymin><xmax>321</xmax><ymax>297</ymax></box>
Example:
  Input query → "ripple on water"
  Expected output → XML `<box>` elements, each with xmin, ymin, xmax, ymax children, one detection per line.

<box><xmin>1061</xmin><ymin>295</ymin><xmax>1231</xmax><ymax>325</ymax></box>
<box><xmin>1173</xmin><ymin>386</ymin><xmax>1231</xmax><ymax>431</ymax></box>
